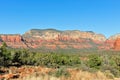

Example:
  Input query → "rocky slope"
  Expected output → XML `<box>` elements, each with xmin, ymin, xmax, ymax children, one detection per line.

<box><xmin>0</xmin><ymin>29</ymin><xmax>120</xmax><ymax>50</ymax></box>
<box><xmin>107</xmin><ymin>33</ymin><xmax>120</xmax><ymax>50</ymax></box>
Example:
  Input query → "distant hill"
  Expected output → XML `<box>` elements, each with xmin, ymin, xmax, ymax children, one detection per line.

<box><xmin>0</xmin><ymin>29</ymin><xmax>120</xmax><ymax>50</ymax></box>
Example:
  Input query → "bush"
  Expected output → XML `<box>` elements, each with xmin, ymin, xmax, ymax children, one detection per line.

<box><xmin>0</xmin><ymin>42</ymin><xmax>13</xmax><ymax>66</ymax></box>
<box><xmin>48</xmin><ymin>68</ymin><xmax>70</xmax><ymax>78</ymax></box>
<box><xmin>104</xmin><ymin>70</ymin><xmax>114</xmax><ymax>79</ymax></box>
<box><xmin>87</xmin><ymin>54</ymin><xmax>102</xmax><ymax>69</ymax></box>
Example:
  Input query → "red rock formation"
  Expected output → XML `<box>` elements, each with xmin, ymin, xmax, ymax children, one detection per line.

<box><xmin>106</xmin><ymin>33</ymin><xmax>120</xmax><ymax>50</ymax></box>
<box><xmin>0</xmin><ymin>35</ymin><xmax>27</xmax><ymax>48</ymax></box>
<box><xmin>23</xmin><ymin>29</ymin><xmax>106</xmax><ymax>41</ymax></box>
<box><xmin>0</xmin><ymin>29</ymin><xmax>115</xmax><ymax>50</ymax></box>
<box><xmin>1</xmin><ymin>35</ymin><xmax>22</xmax><ymax>42</ymax></box>
<box><xmin>114</xmin><ymin>38</ymin><xmax>120</xmax><ymax>50</ymax></box>
<box><xmin>105</xmin><ymin>40</ymin><xmax>115</xmax><ymax>49</ymax></box>
<box><xmin>21</xmin><ymin>29</ymin><xmax>108</xmax><ymax>49</ymax></box>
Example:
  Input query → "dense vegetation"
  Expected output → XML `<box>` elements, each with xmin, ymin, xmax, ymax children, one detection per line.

<box><xmin>0</xmin><ymin>42</ymin><xmax>120</xmax><ymax>78</ymax></box>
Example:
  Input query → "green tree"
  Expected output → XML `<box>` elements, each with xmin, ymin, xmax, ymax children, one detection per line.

<box><xmin>0</xmin><ymin>42</ymin><xmax>13</xmax><ymax>66</ymax></box>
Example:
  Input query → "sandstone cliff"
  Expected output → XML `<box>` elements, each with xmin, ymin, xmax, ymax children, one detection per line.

<box><xmin>0</xmin><ymin>34</ymin><xmax>27</xmax><ymax>48</ymax></box>
<box><xmin>23</xmin><ymin>29</ymin><xmax>106</xmax><ymax>41</ymax></box>
<box><xmin>22</xmin><ymin>29</ymin><xmax>106</xmax><ymax>49</ymax></box>
<box><xmin>114</xmin><ymin>38</ymin><xmax>120</xmax><ymax>50</ymax></box>
<box><xmin>107</xmin><ymin>34</ymin><xmax>120</xmax><ymax>50</ymax></box>
<box><xmin>0</xmin><ymin>29</ymin><xmax>120</xmax><ymax>50</ymax></box>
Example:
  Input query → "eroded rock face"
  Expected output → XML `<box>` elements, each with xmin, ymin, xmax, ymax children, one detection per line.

<box><xmin>0</xmin><ymin>29</ymin><xmax>111</xmax><ymax>50</ymax></box>
<box><xmin>23</xmin><ymin>29</ymin><xmax>106</xmax><ymax>41</ymax></box>
<box><xmin>22</xmin><ymin>29</ymin><xmax>107</xmax><ymax>49</ymax></box>
<box><xmin>0</xmin><ymin>34</ymin><xmax>27</xmax><ymax>48</ymax></box>
<box><xmin>114</xmin><ymin>38</ymin><xmax>120</xmax><ymax>50</ymax></box>
<box><xmin>107</xmin><ymin>33</ymin><xmax>120</xmax><ymax>50</ymax></box>
<box><xmin>1</xmin><ymin>34</ymin><xmax>22</xmax><ymax>42</ymax></box>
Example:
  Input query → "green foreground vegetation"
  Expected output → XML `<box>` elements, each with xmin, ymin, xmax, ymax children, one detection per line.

<box><xmin>0</xmin><ymin>42</ymin><xmax>120</xmax><ymax>78</ymax></box>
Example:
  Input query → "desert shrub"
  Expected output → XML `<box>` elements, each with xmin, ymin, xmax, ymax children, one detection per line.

<box><xmin>87</xmin><ymin>54</ymin><xmax>102</xmax><ymax>69</ymax></box>
<box><xmin>48</xmin><ymin>68</ymin><xmax>70</xmax><ymax>78</ymax></box>
<box><xmin>0</xmin><ymin>57</ymin><xmax>4</xmax><ymax>66</ymax></box>
<box><xmin>55</xmin><ymin>68</ymin><xmax>70</xmax><ymax>77</ymax></box>
<box><xmin>12</xmin><ymin>51</ymin><xmax>21</xmax><ymax>63</ymax></box>
<box><xmin>110</xmin><ymin>55</ymin><xmax>120</xmax><ymax>77</ymax></box>
<box><xmin>109</xmin><ymin>68</ymin><xmax>120</xmax><ymax>77</ymax></box>
<box><xmin>113</xmin><ymin>56</ymin><xmax>120</xmax><ymax>68</ymax></box>
<box><xmin>100</xmin><ymin>64</ymin><xmax>120</xmax><ymax>77</ymax></box>
<box><xmin>104</xmin><ymin>70</ymin><xmax>114</xmax><ymax>79</ymax></box>
<box><xmin>19</xmin><ymin>51</ymin><xmax>36</xmax><ymax>65</ymax></box>
<box><xmin>32</xmin><ymin>53</ymin><xmax>81</xmax><ymax>67</ymax></box>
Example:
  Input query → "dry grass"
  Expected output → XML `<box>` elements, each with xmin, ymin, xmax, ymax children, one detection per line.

<box><xmin>1</xmin><ymin>66</ymin><xmax>119</xmax><ymax>80</ymax></box>
<box><xmin>10</xmin><ymin>68</ymin><xmax>120</xmax><ymax>80</ymax></box>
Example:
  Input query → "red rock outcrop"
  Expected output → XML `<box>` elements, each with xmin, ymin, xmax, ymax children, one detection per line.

<box><xmin>105</xmin><ymin>39</ymin><xmax>115</xmax><ymax>49</ymax></box>
<box><xmin>23</xmin><ymin>29</ymin><xmax>106</xmax><ymax>42</ymax></box>
<box><xmin>1</xmin><ymin>29</ymin><xmax>116</xmax><ymax>50</ymax></box>
<box><xmin>21</xmin><ymin>29</ymin><xmax>107</xmax><ymax>49</ymax></box>
<box><xmin>0</xmin><ymin>34</ymin><xmax>27</xmax><ymax>48</ymax></box>
<box><xmin>114</xmin><ymin>38</ymin><xmax>120</xmax><ymax>50</ymax></box>
<box><xmin>107</xmin><ymin>33</ymin><xmax>120</xmax><ymax>50</ymax></box>
<box><xmin>1</xmin><ymin>35</ymin><xmax>22</xmax><ymax>42</ymax></box>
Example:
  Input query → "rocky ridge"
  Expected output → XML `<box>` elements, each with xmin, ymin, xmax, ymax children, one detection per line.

<box><xmin>0</xmin><ymin>29</ymin><xmax>120</xmax><ymax>50</ymax></box>
<box><xmin>0</xmin><ymin>34</ymin><xmax>27</xmax><ymax>48</ymax></box>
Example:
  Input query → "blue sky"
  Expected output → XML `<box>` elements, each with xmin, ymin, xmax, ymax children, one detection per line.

<box><xmin>0</xmin><ymin>0</ymin><xmax>120</xmax><ymax>38</ymax></box>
